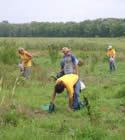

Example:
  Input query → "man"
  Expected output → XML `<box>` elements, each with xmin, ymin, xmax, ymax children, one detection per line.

<box><xmin>61</xmin><ymin>58</ymin><xmax>84</xmax><ymax>72</ymax></box>
<box><xmin>60</xmin><ymin>47</ymin><xmax>85</xmax><ymax>96</ymax></box>
<box><xmin>61</xmin><ymin>47</ymin><xmax>78</xmax><ymax>75</ymax></box>
<box><xmin>50</xmin><ymin>74</ymin><xmax>80</xmax><ymax>112</ymax></box>
<box><xmin>18</xmin><ymin>48</ymin><xmax>32</xmax><ymax>79</ymax></box>
<box><xmin>107</xmin><ymin>45</ymin><xmax>116</xmax><ymax>72</ymax></box>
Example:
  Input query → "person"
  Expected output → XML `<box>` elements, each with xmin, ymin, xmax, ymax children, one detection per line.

<box><xmin>60</xmin><ymin>47</ymin><xmax>85</xmax><ymax>95</ymax></box>
<box><xmin>74</xmin><ymin>58</ymin><xmax>84</xmax><ymax>66</ymax></box>
<box><xmin>107</xmin><ymin>45</ymin><xmax>116</xmax><ymax>72</ymax></box>
<box><xmin>61</xmin><ymin>47</ymin><xmax>78</xmax><ymax>75</ymax></box>
<box><xmin>61</xmin><ymin>58</ymin><xmax>84</xmax><ymax>73</ymax></box>
<box><xmin>18</xmin><ymin>48</ymin><xmax>32</xmax><ymax>79</ymax></box>
<box><xmin>50</xmin><ymin>74</ymin><xmax>81</xmax><ymax>112</ymax></box>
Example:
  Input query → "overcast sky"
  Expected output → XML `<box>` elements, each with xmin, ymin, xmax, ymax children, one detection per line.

<box><xmin>0</xmin><ymin>0</ymin><xmax>125</xmax><ymax>23</ymax></box>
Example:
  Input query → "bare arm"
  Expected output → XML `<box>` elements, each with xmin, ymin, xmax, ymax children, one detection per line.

<box><xmin>25</xmin><ymin>53</ymin><xmax>32</xmax><ymax>63</ymax></box>
<box><xmin>26</xmin><ymin>52</ymin><xmax>32</xmax><ymax>59</ymax></box>
<box><xmin>50</xmin><ymin>88</ymin><xmax>56</xmax><ymax>103</ymax></box>
<box><xmin>60</xmin><ymin>68</ymin><xmax>64</xmax><ymax>73</ymax></box>
<box><xmin>74</xmin><ymin>62</ymin><xmax>78</xmax><ymax>75</ymax></box>
<box><xmin>60</xmin><ymin>59</ymin><xmax>64</xmax><ymax>73</ymax></box>
<box><xmin>68</xmin><ymin>97</ymin><xmax>73</xmax><ymax>111</ymax></box>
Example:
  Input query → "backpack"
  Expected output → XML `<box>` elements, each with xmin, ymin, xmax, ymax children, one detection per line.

<box><xmin>49</xmin><ymin>103</ymin><xmax>56</xmax><ymax>113</ymax></box>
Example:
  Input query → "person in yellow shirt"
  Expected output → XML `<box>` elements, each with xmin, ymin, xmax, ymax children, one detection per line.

<box><xmin>18</xmin><ymin>48</ymin><xmax>32</xmax><ymax>79</ymax></box>
<box><xmin>107</xmin><ymin>46</ymin><xmax>116</xmax><ymax>72</ymax></box>
<box><xmin>50</xmin><ymin>74</ymin><xmax>81</xmax><ymax>112</ymax></box>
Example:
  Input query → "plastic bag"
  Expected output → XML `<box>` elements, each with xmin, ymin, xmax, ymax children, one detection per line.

<box><xmin>80</xmin><ymin>81</ymin><xmax>86</xmax><ymax>90</ymax></box>
<box><xmin>18</xmin><ymin>64</ymin><xmax>24</xmax><ymax>71</ymax></box>
<box><xmin>109</xmin><ymin>57</ymin><xmax>114</xmax><ymax>63</ymax></box>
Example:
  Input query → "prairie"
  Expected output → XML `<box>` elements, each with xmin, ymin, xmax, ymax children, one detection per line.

<box><xmin>0</xmin><ymin>38</ymin><xmax>125</xmax><ymax>140</ymax></box>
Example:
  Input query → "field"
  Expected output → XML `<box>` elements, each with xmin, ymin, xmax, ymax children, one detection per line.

<box><xmin>0</xmin><ymin>37</ymin><xmax>125</xmax><ymax>140</ymax></box>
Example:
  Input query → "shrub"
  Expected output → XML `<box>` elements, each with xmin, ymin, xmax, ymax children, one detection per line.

<box><xmin>3</xmin><ymin>109</ymin><xmax>18</xmax><ymax>127</ymax></box>
<box><xmin>0</xmin><ymin>40</ymin><xmax>18</xmax><ymax>65</ymax></box>
<box><xmin>116</xmin><ymin>87</ymin><xmax>125</xmax><ymax>98</ymax></box>
<box><xmin>74</xmin><ymin>126</ymin><xmax>107</xmax><ymax>140</ymax></box>
<box><xmin>90</xmin><ymin>54</ymin><xmax>98</xmax><ymax>72</ymax></box>
<box><xmin>86</xmin><ymin>54</ymin><xmax>99</xmax><ymax>73</ymax></box>
<box><xmin>48</xmin><ymin>44</ymin><xmax>59</xmax><ymax>64</ymax></box>
<box><xmin>31</xmin><ymin>64</ymin><xmax>48</xmax><ymax>84</ymax></box>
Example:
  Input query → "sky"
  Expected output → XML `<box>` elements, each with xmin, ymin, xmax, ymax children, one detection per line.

<box><xmin>0</xmin><ymin>0</ymin><xmax>125</xmax><ymax>23</ymax></box>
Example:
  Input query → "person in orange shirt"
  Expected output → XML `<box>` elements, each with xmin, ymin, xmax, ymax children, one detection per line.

<box><xmin>18</xmin><ymin>48</ymin><xmax>32</xmax><ymax>79</ymax></box>
<box><xmin>107</xmin><ymin>46</ymin><xmax>116</xmax><ymax>72</ymax></box>
<box><xmin>50</xmin><ymin>74</ymin><xmax>81</xmax><ymax>112</ymax></box>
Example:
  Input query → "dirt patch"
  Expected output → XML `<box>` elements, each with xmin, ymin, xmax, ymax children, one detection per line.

<box><xmin>30</xmin><ymin>50</ymin><xmax>50</xmax><ymax>57</ymax></box>
<box><xmin>17</xmin><ymin>104</ymin><xmax>49</xmax><ymax>118</ymax></box>
<box><xmin>31</xmin><ymin>110</ymin><xmax>49</xmax><ymax>118</ymax></box>
<box><xmin>120</xmin><ymin>104</ymin><xmax>125</xmax><ymax>114</ymax></box>
<box><xmin>31</xmin><ymin>51</ymin><xmax>41</xmax><ymax>57</ymax></box>
<box><xmin>84</xmin><ymin>76</ymin><xmax>110</xmax><ymax>84</ymax></box>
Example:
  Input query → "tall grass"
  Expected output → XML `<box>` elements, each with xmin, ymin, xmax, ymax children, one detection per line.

<box><xmin>48</xmin><ymin>44</ymin><xmax>59</xmax><ymax>63</ymax></box>
<box><xmin>0</xmin><ymin>38</ymin><xmax>125</xmax><ymax>140</ymax></box>
<box><xmin>0</xmin><ymin>40</ymin><xmax>18</xmax><ymax>65</ymax></box>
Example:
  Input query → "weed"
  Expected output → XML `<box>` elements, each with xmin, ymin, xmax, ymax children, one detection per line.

<box><xmin>0</xmin><ymin>40</ymin><xmax>18</xmax><ymax>65</ymax></box>
<box><xmin>74</xmin><ymin>126</ymin><xmax>107</xmax><ymax>140</ymax></box>
<box><xmin>0</xmin><ymin>37</ymin><xmax>125</xmax><ymax>139</ymax></box>
<box><xmin>48</xmin><ymin>44</ymin><xmax>59</xmax><ymax>63</ymax></box>
<box><xmin>3</xmin><ymin>109</ymin><xmax>18</xmax><ymax>127</ymax></box>
<box><xmin>116</xmin><ymin>87</ymin><xmax>125</xmax><ymax>98</ymax></box>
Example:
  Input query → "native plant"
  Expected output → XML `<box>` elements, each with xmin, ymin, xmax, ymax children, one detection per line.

<box><xmin>0</xmin><ymin>40</ymin><xmax>18</xmax><ymax>65</ymax></box>
<box><xmin>48</xmin><ymin>44</ymin><xmax>59</xmax><ymax>64</ymax></box>
<box><xmin>116</xmin><ymin>87</ymin><xmax>125</xmax><ymax>98</ymax></box>
<box><xmin>89</xmin><ymin>54</ymin><xmax>99</xmax><ymax>72</ymax></box>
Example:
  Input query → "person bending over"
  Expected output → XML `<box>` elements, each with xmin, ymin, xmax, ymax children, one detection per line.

<box><xmin>50</xmin><ymin>74</ymin><xmax>81</xmax><ymax>112</ymax></box>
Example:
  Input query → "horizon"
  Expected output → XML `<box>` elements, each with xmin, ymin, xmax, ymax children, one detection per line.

<box><xmin>1</xmin><ymin>17</ymin><xmax>124</xmax><ymax>24</ymax></box>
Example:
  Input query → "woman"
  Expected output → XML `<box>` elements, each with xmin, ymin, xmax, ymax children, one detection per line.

<box><xmin>107</xmin><ymin>45</ymin><xmax>116</xmax><ymax>72</ymax></box>
<box><xmin>18</xmin><ymin>48</ymin><xmax>32</xmax><ymax>79</ymax></box>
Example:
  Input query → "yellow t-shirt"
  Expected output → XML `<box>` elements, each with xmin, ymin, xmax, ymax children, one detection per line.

<box><xmin>107</xmin><ymin>49</ymin><xmax>116</xmax><ymax>58</ymax></box>
<box><xmin>20</xmin><ymin>51</ymin><xmax>32</xmax><ymax>67</ymax></box>
<box><xmin>56</xmin><ymin>74</ymin><xmax>78</xmax><ymax>98</ymax></box>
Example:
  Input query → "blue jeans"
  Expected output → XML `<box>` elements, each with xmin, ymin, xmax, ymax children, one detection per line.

<box><xmin>109</xmin><ymin>59</ymin><xmax>116</xmax><ymax>72</ymax></box>
<box><xmin>72</xmin><ymin>79</ymin><xmax>80</xmax><ymax>109</ymax></box>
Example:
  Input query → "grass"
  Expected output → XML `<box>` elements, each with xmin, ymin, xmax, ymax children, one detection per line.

<box><xmin>0</xmin><ymin>38</ymin><xmax>125</xmax><ymax>139</ymax></box>
<box><xmin>0</xmin><ymin>40</ymin><xmax>18</xmax><ymax>65</ymax></box>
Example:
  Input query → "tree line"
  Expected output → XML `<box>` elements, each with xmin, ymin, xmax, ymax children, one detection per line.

<box><xmin>0</xmin><ymin>18</ymin><xmax>125</xmax><ymax>37</ymax></box>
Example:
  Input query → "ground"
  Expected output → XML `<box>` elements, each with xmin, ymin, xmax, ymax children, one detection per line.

<box><xmin>0</xmin><ymin>38</ymin><xmax>125</xmax><ymax>140</ymax></box>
